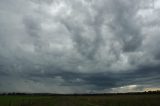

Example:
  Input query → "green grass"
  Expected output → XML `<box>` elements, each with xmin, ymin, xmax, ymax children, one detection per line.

<box><xmin>0</xmin><ymin>95</ymin><xmax>50</xmax><ymax>106</ymax></box>
<box><xmin>0</xmin><ymin>94</ymin><xmax>160</xmax><ymax>106</ymax></box>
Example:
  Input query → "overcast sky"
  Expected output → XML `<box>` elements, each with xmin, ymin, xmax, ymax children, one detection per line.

<box><xmin>0</xmin><ymin>0</ymin><xmax>160</xmax><ymax>93</ymax></box>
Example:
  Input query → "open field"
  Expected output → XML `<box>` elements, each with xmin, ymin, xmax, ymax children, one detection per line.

<box><xmin>0</xmin><ymin>94</ymin><xmax>160</xmax><ymax>106</ymax></box>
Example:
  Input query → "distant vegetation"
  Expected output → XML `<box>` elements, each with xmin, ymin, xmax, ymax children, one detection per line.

<box><xmin>0</xmin><ymin>91</ymin><xmax>160</xmax><ymax>106</ymax></box>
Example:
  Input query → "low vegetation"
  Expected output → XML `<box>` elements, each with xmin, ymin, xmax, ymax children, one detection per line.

<box><xmin>0</xmin><ymin>92</ymin><xmax>160</xmax><ymax>106</ymax></box>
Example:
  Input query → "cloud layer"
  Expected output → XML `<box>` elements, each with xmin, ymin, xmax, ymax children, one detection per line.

<box><xmin>0</xmin><ymin>0</ymin><xmax>160</xmax><ymax>93</ymax></box>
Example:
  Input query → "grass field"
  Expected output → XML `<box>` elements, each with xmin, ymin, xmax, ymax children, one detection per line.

<box><xmin>0</xmin><ymin>94</ymin><xmax>160</xmax><ymax>106</ymax></box>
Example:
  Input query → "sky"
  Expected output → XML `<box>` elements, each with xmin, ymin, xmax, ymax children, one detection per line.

<box><xmin>0</xmin><ymin>0</ymin><xmax>160</xmax><ymax>93</ymax></box>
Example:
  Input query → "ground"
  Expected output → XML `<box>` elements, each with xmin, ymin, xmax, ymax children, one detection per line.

<box><xmin>0</xmin><ymin>94</ymin><xmax>160</xmax><ymax>106</ymax></box>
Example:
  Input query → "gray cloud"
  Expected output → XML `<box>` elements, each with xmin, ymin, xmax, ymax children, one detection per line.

<box><xmin>0</xmin><ymin>0</ymin><xmax>160</xmax><ymax>93</ymax></box>
<box><xmin>107</xmin><ymin>0</ymin><xmax>142</xmax><ymax>52</ymax></box>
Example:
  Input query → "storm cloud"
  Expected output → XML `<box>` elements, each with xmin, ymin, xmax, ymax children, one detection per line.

<box><xmin>0</xmin><ymin>0</ymin><xmax>160</xmax><ymax>93</ymax></box>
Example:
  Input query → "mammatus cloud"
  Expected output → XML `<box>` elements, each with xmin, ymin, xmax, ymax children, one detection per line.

<box><xmin>0</xmin><ymin>0</ymin><xmax>160</xmax><ymax>93</ymax></box>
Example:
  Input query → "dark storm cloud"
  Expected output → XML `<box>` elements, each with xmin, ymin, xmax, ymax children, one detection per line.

<box><xmin>14</xmin><ymin>63</ymin><xmax>160</xmax><ymax>92</ymax></box>
<box><xmin>0</xmin><ymin>0</ymin><xmax>160</xmax><ymax>93</ymax></box>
